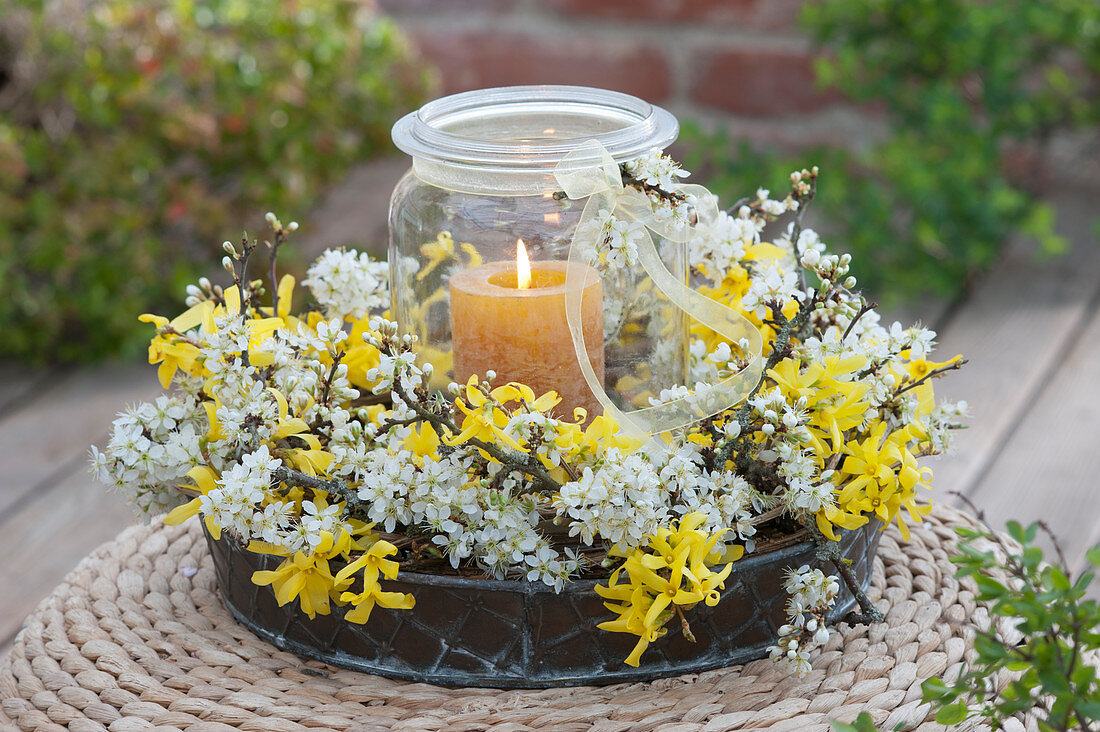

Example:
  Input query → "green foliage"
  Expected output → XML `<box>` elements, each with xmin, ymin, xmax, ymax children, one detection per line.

<box><xmin>920</xmin><ymin>519</ymin><xmax>1100</xmax><ymax>731</ymax></box>
<box><xmin>0</xmin><ymin>0</ymin><xmax>432</xmax><ymax>363</ymax></box>
<box><xmin>682</xmin><ymin>0</ymin><xmax>1099</xmax><ymax>303</ymax></box>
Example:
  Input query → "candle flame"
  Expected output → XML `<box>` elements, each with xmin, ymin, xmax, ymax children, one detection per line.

<box><xmin>516</xmin><ymin>239</ymin><xmax>531</xmax><ymax>290</ymax></box>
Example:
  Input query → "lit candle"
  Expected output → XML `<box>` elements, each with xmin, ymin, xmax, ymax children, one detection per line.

<box><xmin>450</xmin><ymin>240</ymin><xmax>604</xmax><ymax>419</ymax></box>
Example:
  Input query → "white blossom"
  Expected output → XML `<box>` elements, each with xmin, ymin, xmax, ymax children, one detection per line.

<box><xmin>623</xmin><ymin>148</ymin><xmax>690</xmax><ymax>192</ymax></box>
<box><xmin>741</xmin><ymin>261</ymin><xmax>804</xmax><ymax>320</ymax></box>
<box><xmin>556</xmin><ymin>449</ymin><xmax>670</xmax><ymax>551</ymax></box>
<box><xmin>90</xmin><ymin>393</ymin><xmax>207</xmax><ymax>516</ymax></box>
<box><xmin>303</xmin><ymin>248</ymin><xmax>389</xmax><ymax>321</ymax></box>
<box><xmin>767</xmin><ymin>565</ymin><xmax>841</xmax><ymax>676</ymax></box>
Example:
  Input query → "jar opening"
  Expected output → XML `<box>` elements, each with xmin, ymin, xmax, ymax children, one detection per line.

<box><xmin>391</xmin><ymin>86</ymin><xmax>678</xmax><ymax>194</ymax></box>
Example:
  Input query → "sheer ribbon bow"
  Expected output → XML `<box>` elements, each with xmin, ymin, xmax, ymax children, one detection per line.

<box><xmin>554</xmin><ymin>140</ymin><xmax>764</xmax><ymax>436</ymax></box>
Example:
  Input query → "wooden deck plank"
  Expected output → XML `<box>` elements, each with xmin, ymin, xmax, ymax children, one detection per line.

<box><xmin>923</xmin><ymin>185</ymin><xmax>1100</xmax><ymax>500</ymax></box>
<box><xmin>0</xmin><ymin>362</ymin><xmax>159</xmax><ymax>520</ymax></box>
<box><xmin>0</xmin><ymin>365</ymin><xmax>52</xmax><ymax>418</ymax></box>
<box><xmin>966</xmin><ymin>295</ymin><xmax>1100</xmax><ymax>569</ymax></box>
<box><xmin>0</xmin><ymin>461</ymin><xmax>135</xmax><ymax>646</ymax></box>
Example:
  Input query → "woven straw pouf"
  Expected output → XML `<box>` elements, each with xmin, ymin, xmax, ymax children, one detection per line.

<box><xmin>1</xmin><ymin>504</ymin><xmax>1036</xmax><ymax>732</ymax></box>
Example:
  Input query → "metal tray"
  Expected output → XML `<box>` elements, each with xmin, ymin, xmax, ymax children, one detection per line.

<box><xmin>205</xmin><ymin>520</ymin><xmax>881</xmax><ymax>688</ymax></box>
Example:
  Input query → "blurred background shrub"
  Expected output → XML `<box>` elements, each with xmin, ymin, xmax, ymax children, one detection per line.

<box><xmin>0</xmin><ymin>0</ymin><xmax>431</xmax><ymax>363</ymax></box>
<box><xmin>5</xmin><ymin>0</ymin><xmax>1097</xmax><ymax>363</ymax></box>
<box><xmin>682</xmin><ymin>0</ymin><xmax>1099</xmax><ymax>304</ymax></box>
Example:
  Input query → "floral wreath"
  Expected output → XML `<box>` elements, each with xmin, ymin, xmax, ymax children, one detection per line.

<box><xmin>91</xmin><ymin>152</ymin><xmax>967</xmax><ymax>674</ymax></box>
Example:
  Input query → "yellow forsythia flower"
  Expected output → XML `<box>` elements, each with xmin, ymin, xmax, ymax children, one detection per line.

<box><xmin>595</xmin><ymin>512</ymin><xmax>739</xmax><ymax>667</ymax></box>
<box><xmin>817</xmin><ymin>422</ymin><xmax>933</xmax><ymax>541</ymax></box>
<box><xmin>251</xmin><ymin>530</ymin><xmax>352</xmax><ymax>619</ymax></box>
<box><xmin>335</xmin><ymin>540</ymin><xmax>415</xmax><ymax>624</ymax></box>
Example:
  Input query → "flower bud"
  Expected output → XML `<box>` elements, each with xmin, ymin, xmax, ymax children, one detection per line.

<box><xmin>222</xmin><ymin>241</ymin><xmax>236</xmax><ymax>256</ymax></box>
<box><xmin>222</xmin><ymin>256</ymin><xmax>234</xmax><ymax>273</ymax></box>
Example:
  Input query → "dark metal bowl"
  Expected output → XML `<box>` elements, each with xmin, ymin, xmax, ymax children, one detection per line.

<box><xmin>205</xmin><ymin>521</ymin><xmax>881</xmax><ymax>688</ymax></box>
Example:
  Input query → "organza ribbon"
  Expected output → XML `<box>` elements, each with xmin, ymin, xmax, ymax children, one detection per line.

<box><xmin>554</xmin><ymin>140</ymin><xmax>764</xmax><ymax>436</ymax></box>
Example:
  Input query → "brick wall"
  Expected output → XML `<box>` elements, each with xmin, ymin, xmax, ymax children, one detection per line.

<box><xmin>378</xmin><ymin>0</ymin><xmax>881</xmax><ymax>151</ymax></box>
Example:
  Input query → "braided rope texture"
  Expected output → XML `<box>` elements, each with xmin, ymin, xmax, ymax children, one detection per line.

<box><xmin>0</xmin><ymin>504</ymin><xmax>1036</xmax><ymax>732</ymax></box>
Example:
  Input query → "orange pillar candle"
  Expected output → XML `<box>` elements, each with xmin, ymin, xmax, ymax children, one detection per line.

<box><xmin>449</xmin><ymin>241</ymin><xmax>605</xmax><ymax>419</ymax></box>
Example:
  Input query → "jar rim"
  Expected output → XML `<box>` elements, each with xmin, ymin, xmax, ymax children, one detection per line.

<box><xmin>391</xmin><ymin>85</ymin><xmax>679</xmax><ymax>169</ymax></box>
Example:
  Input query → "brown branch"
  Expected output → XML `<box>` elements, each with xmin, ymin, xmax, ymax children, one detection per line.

<box><xmin>388</xmin><ymin>375</ymin><xmax>563</xmax><ymax>494</ymax></box>
<box><xmin>842</xmin><ymin>300</ymin><xmax>877</xmax><ymax>341</ymax></box>
<box><xmin>270</xmin><ymin>465</ymin><xmax>360</xmax><ymax>513</ymax></box>
<box><xmin>748</xmin><ymin>506</ymin><xmax>785</xmax><ymax>526</ymax></box>
<box><xmin>374</xmin><ymin>413</ymin><xmax>425</xmax><ymax>439</ymax></box>
<box><xmin>812</xmin><ymin>524</ymin><xmax>884</xmax><ymax>625</ymax></box>
<box><xmin>233</xmin><ymin>233</ymin><xmax>256</xmax><ymax>318</ymax></box>
<box><xmin>789</xmin><ymin>173</ymin><xmax>818</xmax><ymax>292</ymax></box>
<box><xmin>268</xmin><ymin>229</ymin><xmax>285</xmax><ymax>318</ymax></box>
<box><xmin>723</xmin><ymin>196</ymin><xmax>751</xmax><ymax>216</ymax></box>
<box><xmin>351</xmin><ymin>393</ymin><xmax>394</xmax><ymax>408</ymax></box>
<box><xmin>893</xmin><ymin>359</ymin><xmax>968</xmax><ymax>398</ymax></box>
<box><xmin>160</xmin><ymin>325</ymin><xmax>202</xmax><ymax>346</ymax></box>
<box><xmin>318</xmin><ymin>350</ymin><xmax>346</xmax><ymax>408</ymax></box>
<box><xmin>675</xmin><ymin>605</ymin><xmax>696</xmax><ymax>643</ymax></box>
<box><xmin>713</xmin><ymin>292</ymin><xmax>818</xmax><ymax>469</ymax></box>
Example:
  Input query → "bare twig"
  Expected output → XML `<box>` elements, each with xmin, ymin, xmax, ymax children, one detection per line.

<box><xmin>268</xmin><ymin>229</ymin><xmax>285</xmax><ymax>317</ymax></box>
<box><xmin>160</xmin><ymin>325</ymin><xmax>202</xmax><ymax>346</ymax></box>
<box><xmin>318</xmin><ymin>350</ymin><xmax>346</xmax><ymax>408</ymax></box>
<box><xmin>233</xmin><ymin>233</ymin><xmax>256</xmax><ymax>316</ymax></box>
<box><xmin>675</xmin><ymin>605</ymin><xmax>696</xmax><ymax>643</ymax></box>
<box><xmin>713</xmin><ymin>293</ymin><xmax>817</xmax><ymax>469</ymax></box>
<box><xmin>388</xmin><ymin>376</ymin><xmax>563</xmax><ymax>494</ymax></box>
<box><xmin>811</xmin><ymin>524</ymin><xmax>884</xmax><ymax>625</ymax></box>
<box><xmin>748</xmin><ymin>506</ymin><xmax>785</xmax><ymax>526</ymax></box>
<box><xmin>788</xmin><ymin>173</ymin><xmax>818</xmax><ymax>292</ymax></box>
<box><xmin>893</xmin><ymin>359</ymin><xmax>968</xmax><ymax>398</ymax></box>
<box><xmin>723</xmin><ymin>196</ymin><xmax>751</xmax><ymax>216</ymax></box>
<box><xmin>373</xmin><ymin>413</ymin><xmax>425</xmax><ymax>440</ymax></box>
<box><xmin>842</xmin><ymin>300</ymin><xmax>877</xmax><ymax>341</ymax></box>
<box><xmin>270</xmin><ymin>465</ymin><xmax>359</xmax><ymax>512</ymax></box>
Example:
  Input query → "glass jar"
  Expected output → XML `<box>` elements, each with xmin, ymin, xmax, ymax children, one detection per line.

<box><xmin>389</xmin><ymin>85</ymin><xmax>687</xmax><ymax>420</ymax></box>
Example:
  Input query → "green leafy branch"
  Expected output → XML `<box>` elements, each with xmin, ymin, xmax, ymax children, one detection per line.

<box><xmin>832</xmin><ymin>495</ymin><xmax>1100</xmax><ymax>732</ymax></box>
<box><xmin>920</xmin><ymin>494</ymin><xmax>1100</xmax><ymax>731</ymax></box>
